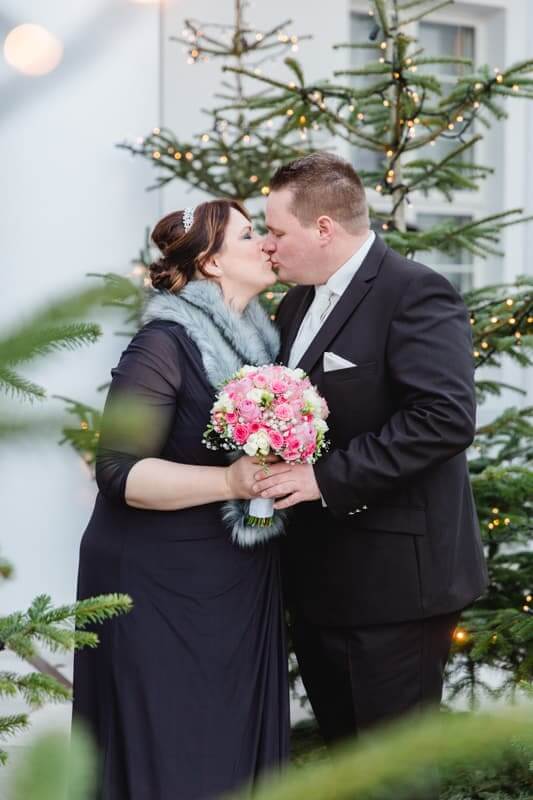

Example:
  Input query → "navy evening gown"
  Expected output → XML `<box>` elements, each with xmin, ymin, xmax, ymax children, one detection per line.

<box><xmin>72</xmin><ymin>319</ymin><xmax>290</xmax><ymax>800</ymax></box>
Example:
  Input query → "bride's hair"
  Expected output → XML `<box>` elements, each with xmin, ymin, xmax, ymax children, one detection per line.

<box><xmin>149</xmin><ymin>199</ymin><xmax>251</xmax><ymax>293</ymax></box>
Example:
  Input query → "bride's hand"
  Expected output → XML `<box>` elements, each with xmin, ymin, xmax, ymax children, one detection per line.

<box><xmin>224</xmin><ymin>455</ymin><xmax>279</xmax><ymax>500</ymax></box>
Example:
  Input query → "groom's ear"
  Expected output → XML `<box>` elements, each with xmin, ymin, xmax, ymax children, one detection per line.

<box><xmin>316</xmin><ymin>215</ymin><xmax>335</xmax><ymax>246</ymax></box>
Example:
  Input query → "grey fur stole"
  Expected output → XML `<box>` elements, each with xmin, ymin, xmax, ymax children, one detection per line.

<box><xmin>142</xmin><ymin>279</ymin><xmax>287</xmax><ymax>547</ymax></box>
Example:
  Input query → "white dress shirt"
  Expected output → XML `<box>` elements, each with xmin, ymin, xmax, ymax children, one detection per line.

<box><xmin>288</xmin><ymin>231</ymin><xmax>376</xmax><ymax>369</ymax></box>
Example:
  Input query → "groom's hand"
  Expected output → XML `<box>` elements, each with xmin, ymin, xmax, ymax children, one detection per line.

<box><xmin>253</xmin><ymin>463</ymin><xmax>321</xmax><ymax>509</ymax></box>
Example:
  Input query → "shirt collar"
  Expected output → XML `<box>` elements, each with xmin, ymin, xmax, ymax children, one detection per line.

<box><xmin>321</xmin><ymin>230</ymin><xmax>376</xmax><ymax>297</ymax></box>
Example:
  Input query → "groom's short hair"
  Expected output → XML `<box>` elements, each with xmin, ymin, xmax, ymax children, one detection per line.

<box><xmin>270</xmin><ymin>152</ymin><xmax>369</xmax><ymax>234</ymax></box>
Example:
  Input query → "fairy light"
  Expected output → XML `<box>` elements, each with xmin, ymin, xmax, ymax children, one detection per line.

<box><xmin>243</xmin><ymin>134</ymin><xmax>251</xmax><ymax>143</ymax></box>
<box><xmin>201</xmin><ymin>133</ymin><xmax>210</xmax><ymax>142</ymax></box>
<box><xmin>448</xmin><ymin>123</ymin><xmax>455</xmax><ymax>130</ymax></box>
<box><xmin>219</xmin><ymin>155</ymin><xmax>228</xmax><ymax>164</ymax></box>
<box><xmin>185</xmin><ymin>151</ymin><xmax>193</xmax><ymax>160</ymax></box>
<box><xmin>512</xmin><ymin>84</ymin><xmax>519</xmax><ymax>92</ymax></box>
<box><xmin>255</xmin><ymin>32</ymin><xmax>263</xmax><ymax>42</ymax></box>
<box><xmin>349</xmin><ymin>104</ymin><xmax>356</xmax><ymax>112</ymax></box>
<box><xmin>380</xmin><ymin>41</ymin><xmax>387</xmax><ymax>50</ymax></box>
<box><xmin>504</xmin><ymin>518</ymin><xmax>511</xmax><ymax>526</ymax></box>
<box><xmin>174</xmin><ymin>152</ymin><xmax>182</xmax><ymax>160</ymax></box>
<box><xmin>152</xmin><ymin>151</ymin><xmax>161</xmax><ymax>159</ymax></box>
<box><xmin>492</xmin><ymin>507</ymin><xmax>499</xmax><ymax>514</ymax></box>
<box><xmin>80</xmin><ymin>421</ymin><xmax>89</xmax><ymax>431</ymax></box>
<box><xmin>526</xmin><ymin>594</ymin><xmax>533</xmax><ymax>603</ymax></box>
<box><xmin>286</xmin><ymin>109</ymin><xmax>294</xmax><ymax>116</ymax></box>
<box><xmin>379</xmin><ymin>57</ymin><xmax>385</xmax><ymax>64</ymax></box>
<box><xmin>261</xmin><ymin>186</ymin><xmax>270</xmax><ymax>196</ymax></box>
<box><xmin>382</xmin><ymin>223</ymin><xmax>389</xmax><ymax>230</ymax></box>
<box><xmin>249</xmin><ymin>175</ymin><xmax>259</xmax><ymax>183</ymax></box>
<box><xmin>509</xmin><ymin>317</ymin><xmax>516</xmax><ymax>324</ymax></box>
<box><xmin>153</xmin><ymin>127</ymin><xmax>160</xmax><ymax>135</ymax></box>
<box><xmin>491</xmin><ymin>316</ymin><xmax>499</xmax><ymax>324</ymax></box>
<box><xmin>386</xmin><ymin>149</ymin><xmax>394</xmax><ymax>157</ymax></box>
<box><xmin>299</xmin><ymin>115</ymin><xmax>307</xmax><ymax>125</ymax></box>
<box><xmin>254</xmin><ymin>68</ymin><xmax>262</xmax><ymax>75</ymax></box>
<box><xmin>506</xmin><ymin>298</ymin><xmax>514</xmax><ymax>306</ymax></box>
<box><xmin>473</xmin><ymin>349</ymin><xmax>480</xmax><ymax>358</ymax></box>
<box><xmin>288</xmin><ymin>81</ymin><xmax>296</xmax><ymax>89</ymax></box>
<box><xmin>376</xmin><ymin>184</ymin><xmax>383</xmax><ymax>192</ymax></box>
<box><xmin>454</xmin><ymin>627</ymin><xmax>468</xmax><ymax>642</ymax></box>
<box><xmin>357</xmin><ymin>112</ymin><xmax>365</xmax><ymax>121</ymax></box>
<box><xmin>481</xmin><ymin>341</ymin><xmax>489</xmax><ymax>349</ymax></box>
<box><xmin>3</xmin><ymin>23</ymin><xmax>63</xmax><ymax>76</ymax></box>
<box><xmin>475</xmin><ymin>82</ymin><xmax>483</xmax><ymax>91</ymax></box>
<box><xmin>383</xmin><ymin>99</ymin><xmax>390</xmax><ymax>107</ymax></box>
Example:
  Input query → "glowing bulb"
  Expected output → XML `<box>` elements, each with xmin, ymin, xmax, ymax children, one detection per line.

<box><xmin>201</xmin><ymin>134</ymin><xmax>210</xmax><ymax>142</ymax></box>
<box><xmin>249</xmin><ymin>175</ymin><xmax>259</xmax><ymax>183</ymax></box>
<box><xmin>261</xmin><ymin>186</ymin><xmax>270</xmax><ymax>195</ymax></box>
<box><xmin>219</xmin><ymin>155</ymin><xmax>228</xmax><ymax>164</ymax></box>
<box><xmin>174</xmin><ymin>152</ymin><xmax>182</xmax><ymax>160</ymax></box>
<box><xmin>4</xmin><ymin>23</ymin><xmax>63</xmax><ymax>76</ymax></box>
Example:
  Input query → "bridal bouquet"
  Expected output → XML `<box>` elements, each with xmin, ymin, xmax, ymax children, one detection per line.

<box><xmin>203</xmin><ymin>364</ymin><xmax>330</xmax><ymax>538</ymax></box>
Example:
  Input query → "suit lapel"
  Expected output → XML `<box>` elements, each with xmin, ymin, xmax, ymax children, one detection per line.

<box><xmin>297</xmin><ymin>234</ymin><xmax>388</xmax><ymax>375</ymax></box>
<box><xmin>278</xmin><ymin>286</ymin><xmax>314</xmax><ymax>364</ymax></box>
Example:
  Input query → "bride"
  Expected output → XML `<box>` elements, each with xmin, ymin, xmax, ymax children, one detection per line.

<box><xmin>73</xmin><ymin>199</ymin><xmax>290</xmax><ymax>800</ymax></box>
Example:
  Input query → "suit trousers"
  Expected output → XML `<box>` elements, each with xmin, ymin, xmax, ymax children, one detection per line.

<box><xmin>291</xmin><ymin>609</ymin><xmax>461</xmax><ymax>795</ymax></box>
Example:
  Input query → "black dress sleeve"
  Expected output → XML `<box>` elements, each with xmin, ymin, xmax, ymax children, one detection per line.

<box><xmin>95</xmin><ymin>322</ymin><xmax>182</xmax><ymax>504</ymax></box>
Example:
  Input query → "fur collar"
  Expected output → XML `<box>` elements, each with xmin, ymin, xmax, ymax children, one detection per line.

<box><xmin>142</xmin><ymin>280</ymin><xmax>280</xmax><ymax>389</ymax></box>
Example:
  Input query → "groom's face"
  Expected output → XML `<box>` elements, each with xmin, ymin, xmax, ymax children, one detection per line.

<box><xmin>263</xmin><ymin>189</ymin><xmax>322</xmax><ymax>285</ymax></box>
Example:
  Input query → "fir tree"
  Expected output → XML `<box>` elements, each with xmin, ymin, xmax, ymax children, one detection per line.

<box><xmin>63</xmin><ymin>0</ymin><xmax>533</xmax><ymax>707</ymax></box>
<box><xmin>0</xmin><ymin>285</ymin><xmax>133</xmax><ymax>764</ymax></box>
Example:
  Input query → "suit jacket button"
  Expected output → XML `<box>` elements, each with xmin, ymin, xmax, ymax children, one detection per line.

<box><xmin>362</xmin><ymin>505</ymin><xmax>368</xmax><ymax>510</ymax></box>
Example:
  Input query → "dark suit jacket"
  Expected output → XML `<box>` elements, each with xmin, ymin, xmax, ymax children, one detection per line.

<box><xmin>276</xmin><ymin>234</ymin><xmax>488</xmax><ymax>626</ymax></box>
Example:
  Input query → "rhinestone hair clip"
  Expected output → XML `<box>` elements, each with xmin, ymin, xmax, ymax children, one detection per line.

<box><xmin>182</xmin><ymin>206</ymin><xmax>195</xmax><ymax>233</ymax></box>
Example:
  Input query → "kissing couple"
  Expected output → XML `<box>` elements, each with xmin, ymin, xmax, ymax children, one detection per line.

<box><xmin>73</xmin><ymin>152</ymin><xmax>487</xmax><ymax>800</ymax></box>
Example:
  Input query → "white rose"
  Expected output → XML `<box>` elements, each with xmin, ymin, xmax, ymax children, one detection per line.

<box><xmin>243</xmin><ymin>435</ymin><xmax>259</xmax><ymax>456</ymax></box>
<box><xmin>302</xmin><ymin>388</ymin><xmax>321</xmax><ymax>412</ymax></box>
<box><xmin>292</xmin><ymin>368</ymin><xmax>305</xmax><ymax>379</ymax></box>
<box><xmin>256</xmin><ymin>431</ymin><xmax>270</xmax><ymax>456</ymax></box>
<box><xmin>314</xmin><ymin>418</ymin><xmax>328</xmax><ymax>433</ymax></box>
<box><xmin>246</xmin><ymin>388</ymin><xmax>264</xmax><ymax>403</ymax></box>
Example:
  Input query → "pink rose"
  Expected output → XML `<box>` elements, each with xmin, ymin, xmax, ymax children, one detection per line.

<box><xmin>234</xmin><ymin>424</ymin><xmax>250</xmax><ymax>445</ymax></box>
<box><xmin>239</xmin><ymin>399</ymin><xmax>261</xmax><ymax>421</ymax></box>
<box><xmin>274</xmin><ymin>402</ymin><xmax>293</xmax><ymax>421</ymax></box>
<box><xmin>253</xmin><ymin>374</ymin><xmax>268</xmax><ymax>388</ymax></box>
<box><xmin>285</xmin><ymin>434</ymin><xmax>302</xmax><ymax>452</ymax></box>
<box><xmin>225</xmin><ymin>412</ymin><xmax>238</xmax><ymax>424</ymax></box>
<box><xmin>271</xmin><ymin>380</ymin><xmax>287</xmax><ymax>395</ymax></box>
<box><xmin>268</xmin><ymin>430</ymin><xmax>284</xmax><ymax>450</ymax></box>
<box><xmin>249</xmin><ymin>421</ymin><xmax>262</xmax><ymax>433</ymax></box>
<box><xmin>302</xmin><ymin>442</ymin><xmax>316</xmax><ymax>459</ymax></box>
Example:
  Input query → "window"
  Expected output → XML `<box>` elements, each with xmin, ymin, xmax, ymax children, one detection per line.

<box><xmin>417</xmin><ymin>22</ymin><xmax>476</xmax><ymax>164</ymax></box>
<box><xmin>350</xmin><ymin>12</ymin><xmax>382</xmax><ymax>173</ymax></box>
<box><xmin>416</xmin><ymin>212</ymin><xmax>474</xmax><ymax>293</ymax></box>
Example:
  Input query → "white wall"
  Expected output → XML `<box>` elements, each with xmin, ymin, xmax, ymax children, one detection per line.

<box><xmin>0</xmin><ymin>0</ymin><xmax>161</xmax><ymax>612</ymax></box>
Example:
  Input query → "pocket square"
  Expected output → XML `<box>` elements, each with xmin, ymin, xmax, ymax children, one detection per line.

<box><xmin>323</xmin><ymin>351</ymin><xmax>357</xmax><ymax>372</ymax></box>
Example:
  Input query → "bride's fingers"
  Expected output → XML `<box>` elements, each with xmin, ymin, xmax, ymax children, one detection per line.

<box><xmin>258</xmin><ymin>482</ymin><xmax>296</xmax><ymax>499</ymax></box>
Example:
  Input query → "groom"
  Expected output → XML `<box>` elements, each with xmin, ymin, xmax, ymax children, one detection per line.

<box><xmin>255</xmin><ymin>152</ymin><xmax>488</xmax><ymax>745</ymax></box>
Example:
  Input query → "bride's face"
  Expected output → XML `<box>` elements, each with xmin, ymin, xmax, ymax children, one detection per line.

<box><xmin>212</xmin><ymin>208</ymin><xmax>277</xmax><ymax>294</ymax></box>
